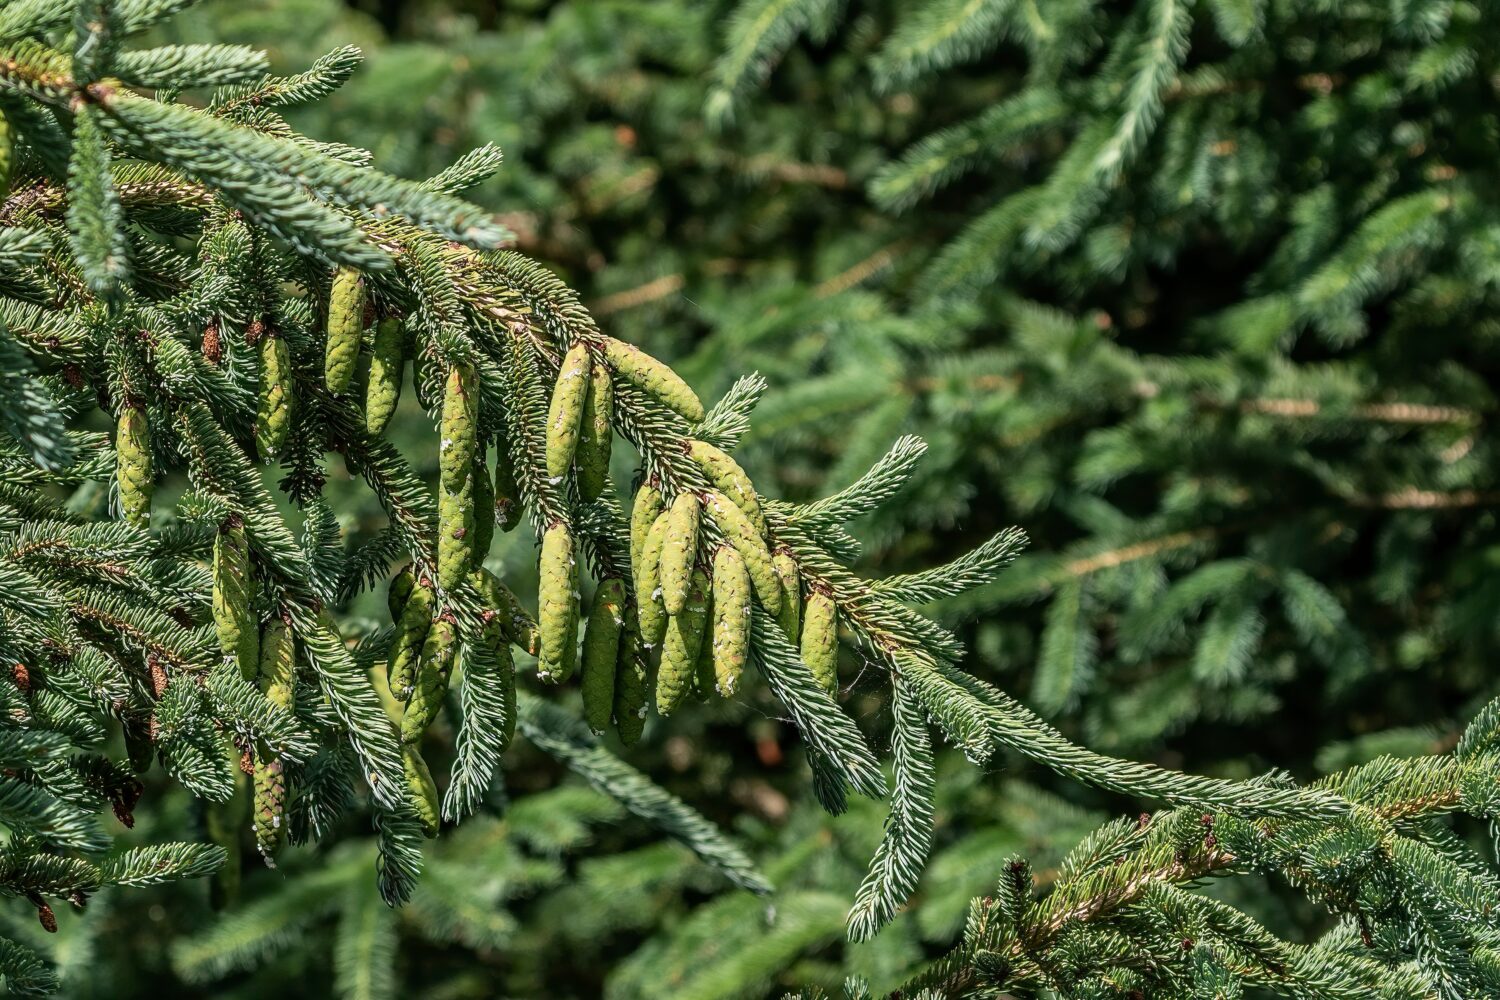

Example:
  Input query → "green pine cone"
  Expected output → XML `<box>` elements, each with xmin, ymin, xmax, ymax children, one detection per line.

<box><xmin>629</xmin><ymin>483</ymin><xmax>664</xmax><ymax>570</ymax></box>
<box><xmin>687</xmin><ymin>439</ymin><xmax>767</xmax><ymax>538</ymax></box>
<box><xmin>438</xmin><ymin>472</ymin><xmax>475</xmax><ymax>592</ymax></box>
<box><xmin>213</xmin><ymin>519</ymin><xmax>259</xmax><ymax>682</ymax></box>
<box><xmin>660</xmin><ymin>492</ymin><xmax>701</xmax><ymax>617</ymax></box>
<box><xmin>387</xmin><ymin>567</ymin><xmax>416</xmax><ymax>623</ymax></box>
<box><xmin>581</xmin><ymin>578</ymin><xmax>627</xmax><ymax>734</ymax></box>
<box><xmin>441</xmin><ymin>363</ymin><xmax>479</xmax><ymax>492</ymax></box>
<box><xmin>255</xmin><ymin>332</ymin><xmax>292</xmax><ymax>459</ymax></box>
<box><xmin>471</xmin><ymin>569</ymin><xmax>541</xmax><ymax>657</ymax></box>
<box><xmin>252</xmin><ymin>755</ymin><xmax>286</xmax><ymax>862</ymax></box>
<box><xmin>546</xmin><ymin>343</ymin><xmax>592</xmax><ymax>480</ymax></box>
<box><xmin>537</xmin><ymin>522</ymin><xmax>579</xmax><ymax>683</ymax></box>
<box><xmin>773</xmin><ymin>548</ymin><xmax>802</xmax><ymax>641</ymax></box>
<box><xmin>403</xmin><ymin>744</ymin><xmax>441</xmax><ymax>838</ymax></box>
<box><xmin>693</xmin><ymin>609</ymin><xmax>717</xmax><ymax>701</ymax></box>
<box><xmin>388</xmin><ymin>578</ymin><xmax>435</xmax><ymax>700</ymax></box>
<box><xmin>0</xmin><ymin>108</ymin><xmax>12</xmax><ymax>199</ymax></box>
<box><xmin>561</xmin><ymin>596</ymin><xmax>580</xmax><ymax>681</ymax></box>
<box><xmin>576</xmin><ymin>364</ymin><xmax>614</xmax><ymax>501</ymax></box>
<box><xmin>436</xmin><ymin>366</ymin><xmax>479</xmax><ymax>591</ymax></box>
<box><xmin>634</xmin><ymin>511</ymin><xmax>670</xmax><ymax>650</ymax></box>
<box><xmin>801</xmin><ymin>590</ymin><xmax>839</xmax><ymax>697</ymax></box>
<box><xmin>613</xmin><ymin>612</ymin><xmax>650</xmax><ymax>746</ymax></box>
<box><xmin>258</xmin><ymin>620</ymin><xmax>295</xmax><ymax>710</ymax></box>
<box><xmin>601</xmin><ymin>338</ymin><xmax>705</xmax><ymax>423</ymax></box>
<box><xmin>402</xmin><ymin>616</ymin><xmax>457</xmax><ymax>743</ymax></box>
<box><xmin>252</xmin><ymin>621</ymin><xmax>295</xmax><ymax>861</ymax></box>
<box><xmin>492</xmin><ymin>429</ymin><xmax>524</xmax><ymax>532</ymax></box>
<box><xmin>116</xmin><ymin>405</ymin><xmax>153</xmax><ymax>529</ymax></box>
<box><xmin>365</xmin><ymin>317</ymin><xmax>404</xmax><ymax>436</ymax></box>
<box><xmin>471</xmin><ymin>444</ymin><xmax>495</xmax><ymax>563</ymax></box>
<box><xmin>658</xmin><ymin>568</ymin><xmax>710</xmax><ymax>716</ymax></box>
<box><xmin>324</xmin><ymin>266</ymin><xmax>365</xmax><ymax>395</ymax></box>
<box><xmin>703</xmin><ymin>489</ymin><xmax>781</xmax><ymax>615</ymax></box>
<box><xmin>711</xmin><ymin>546</ymin><xmax>750</xmax><ymax>697</ymax></box>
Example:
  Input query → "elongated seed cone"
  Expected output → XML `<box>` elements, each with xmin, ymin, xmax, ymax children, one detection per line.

<box><xmin>387</xmin><ymin>568</ymin><xmax>416</xmax><ymax>623</ymax></box>
<box><xmin>437</xmin><ymin>470</ymin><xmax>474</xmax><ymax>592</ymax></box>
<box><xmin>116</xmin><ymin>405</ymin><xmax>152</xmax><ymax>529</ymax></box>
<box><xmin>324</xmin><ymin>266</ymin><xmax>364</xmax><ymax>395</ymax></box>
<box><xmin>634</xmin><ymin>512</ymin><xmax>670</xmax><ymax>649</ymax></box>
<box><xmin>402</xmin><ymin>616</ymin><xmax>457</xmax><ymax>743</ymax></box>
<box><xmin>613</xmin><ymin>612</ymin><xmax>650</xmax><ymax>746</ymax></box>
<box><xmin>576</xmin><ymin>365</ymin><xmax>614</xmax><ymax>501</ymax></box>
<box><xmin>252</xmin><ymin>755</ymin><xmax>286</xmax><ymax>862</ymax></box>
<box><xmin>388</xmin><ymin>580</ymin><xmax>435</xmax><ymax>700</ymax></box>
<box><xmin>801</xmin><ymin>590</ymin><xmax>838</xmax><ymax>697</ymax></box>
<box><xmin>440</xmin><ymin>363</ymin><xmax>478</xmax><ymax>492</ymax></box>
<box><xmin>658</xmin><ymin>569</ymin><xmax>710</xmax><ymax>716</ymax></box>
<box><xmin>693</xmin><ymin>610</ymin><xmax>717</xmax><ymax>701</ymax></box>
<box><xmin>255</xmin><ymin>333</ymin><xmax>292</xmax><ymax>459</ymax></box>
<box><xmin>581</xmin><ymin>579</ymin><xmax>627</xmax><ymax>734</ymax></box>
<box><xmin>546</xmin><ymin>343</ymin><xmax>592</xmax><ymax>479</ymax></box>
<box><xmin>493</xmin><ymin>425</ymin><xmax>523</xmax><ymax>532</ymax></box>
<box><xmin>0</xmin><ymin>109</ymin><xmax>12</xmax><ymax>199</ymax></box>
<box><xmin>561</xmin><ymin>596</ymin><xmax>580</xmax><ymax>681</ymax></box>
<box><xmin>403</xmin><ymin>745</ymin><xmax>441</xmax><ymax>837</ymax></box>
<box><xmin>471</xmin><ymin>445</ymin><xmax>495</xmax><ymax>562</ymax></box>
<box><xmin>601</xmin><ymin>338</ymin><xmax>705</xmax><ymax>423</ymax></box>
<box><xmin>702</xmin><ymin>490</ymin><xmax>780</xmax><ymax>615</ymax></box>
<box><xmin>258</xmin><ymin>620</ymin><xmax>295</xmax><ymax>710</ymax></box>
<box><xmin>711</xmin><ymin>547</ymin><xmax>750</xmax><ymax>697</ymax></box>
<box><xmin>438</xmin><ymin>367</ymin><xmax>479</xmax><ymax>590</ymax></box>
<box><xmin>472</xmin><ymin>569</ymin><xmax>540</xmax><ymax>656</ymax></box>
<box><xmin>687</xmin><ymin>439</ymin><xmax>766</xmax><ymax>538</ymax></box>
<box><xmin>537</xmin><ymin>522</ymin><xmax>579</xmax><ymax>682</ymax></box>
<box><xmin>629</xmin><ymin>483</ymin><xmax>664</xmax><ymax>570</ymax></box>
<box><xmin>773</xmin><ymin>549</ymin><xmax>802</xmax><ymax>641</ymax></box>
<box><xmin>660</xmin><ymin>492</ymin><xmax>700</xmax><ymax>617</ymax></box>
<box><xmin>213</xmin><ymin>520</ymin><xmax>259</xmax><ymax>682</ymax></box>
<box><xmin>365</xmin><ymin>317</ymin><xmax>404</xmax><ymax>435</ymax></box>
<box><xmin>253</xmin><ymin>620</ymin><xmax>293</xmax><ymax>858</ymax></box>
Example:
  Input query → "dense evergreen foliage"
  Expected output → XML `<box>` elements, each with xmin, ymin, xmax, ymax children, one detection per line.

<box><xmin>1</xmin><ymin>1</ymin><xmax>1499</xmax><ymax>997</ymax></box>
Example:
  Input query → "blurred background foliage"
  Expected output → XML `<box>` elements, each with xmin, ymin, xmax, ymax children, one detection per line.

<box><xmin>41</xmin><ymin>0</ymin><xmax>1500</xmax><ymax>996</ymax></box>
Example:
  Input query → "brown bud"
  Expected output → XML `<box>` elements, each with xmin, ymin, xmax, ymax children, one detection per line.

<box><xmin>201</xmin><ymin>322</ymin><xmax>222</xmax><ymax>364</ymax></box>
<box><xmin>112</xmin><ymin>798</ymin><xmax>135</xmax><ymax>829</ymax></box>
<box><xmin>147</xmin><ymin>657</ymin><xmax>168</xmax><ymax>698</ymax></box>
